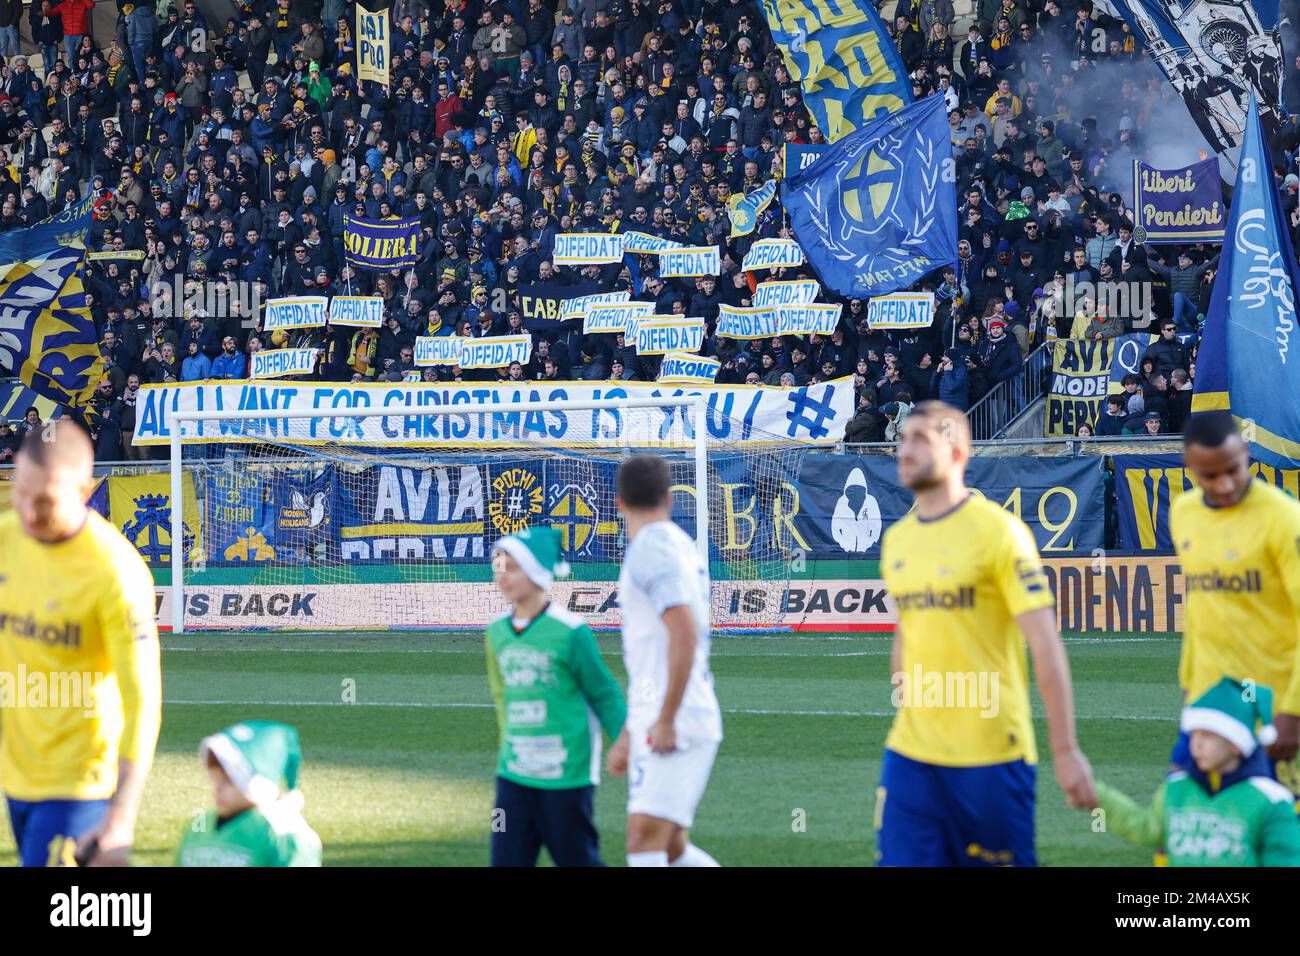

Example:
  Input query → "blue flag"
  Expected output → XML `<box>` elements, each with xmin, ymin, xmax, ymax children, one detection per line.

<box><xmin>780</xmin><ymin>93</ymin><xmax>957</xmax><ymax>299</ymax></box>
<box><xmin>1193</xmin><ymin>96</ymin><xmax>1300</xmax><ymax>467</ymax></box>
<box><xmin>759</xmin><ymin>0</ymin><xmax>911</xmax><ymax>142</ymax></box>
<box><xmin>0</xmin><ymin>197</ymin><xmax>102</xmax><ymax>410</ymax></box>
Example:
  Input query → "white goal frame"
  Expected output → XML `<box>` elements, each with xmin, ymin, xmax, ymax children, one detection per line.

<box><xmin>168</xmin><ymin>395</ymin><xmax>710</xmax><ymax>633</ymax></box>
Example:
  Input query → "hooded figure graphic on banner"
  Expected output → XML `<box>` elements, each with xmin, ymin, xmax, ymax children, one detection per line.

<box><xmin>831</xmin><ymin>468</ymin><xmax>882</xmax><ymax>553</ymax></box>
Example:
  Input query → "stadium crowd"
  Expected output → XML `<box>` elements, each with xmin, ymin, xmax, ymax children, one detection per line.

<box><xmin>0</xmin><ymin>0</ymin><xmax>1295</xmax><ymax>459</ymax></box>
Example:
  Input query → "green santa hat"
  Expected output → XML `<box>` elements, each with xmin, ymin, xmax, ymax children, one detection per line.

<box><xmin>1180</xmin><ymin>677</ymin><xmax>1278</xmax><ymax>757</ymax></box>
<box><xmin>200</xmin><ymin>720</ymin><xmax>304</xmax><ymax>807</ymax></box>
<box><xmin>492</xmin><ymin>526</ymin><xmax>570</xmax><ymax>589</ymax></box>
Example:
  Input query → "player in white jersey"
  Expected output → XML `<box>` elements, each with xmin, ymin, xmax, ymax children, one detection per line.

<box><xmin>606</xmin><ymin>454</ymin><xmax>723</xmax><ymax>867</ymax></box>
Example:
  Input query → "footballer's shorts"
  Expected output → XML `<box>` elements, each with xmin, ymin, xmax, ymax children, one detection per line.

<box><xmin>627</xmin><ymin>735</ymin><xmax>719</xmax><ymax>829</ymax></box>
<box><xmin>876</xmin><ymin>749</ymin><xmax>1037</xmax><ymax>867</ymax></box>
<box><xmin>6</xmin><ymin>797</ymin><xmax>109</xmax><ymax>867</ymax></box>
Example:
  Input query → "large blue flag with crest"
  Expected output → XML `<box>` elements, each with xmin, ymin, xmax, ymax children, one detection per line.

<box><xmin>758</xmin><ymin>0</ymin><xmax>911</xmax><ymax>143</ymax></box>
<box><xmin>0</xmin><ymin>197</ymin><xmax>102</xmax><ymax>411</ymax></box>
<box><xmin>1193</xmin><ymin>96</ymin><xmax>1300</xmax><ymax>467</ymax></box>
<box><xmin>780</xmin><ymin>93</ymin><xmax>957</xmax><ymax>299</ymax></box>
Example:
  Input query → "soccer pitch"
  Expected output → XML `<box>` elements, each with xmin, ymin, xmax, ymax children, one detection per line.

<box><xmin>0</xmin><ymin>632</ymin><xmax>1183</xmax><ymax>867</ymax></box>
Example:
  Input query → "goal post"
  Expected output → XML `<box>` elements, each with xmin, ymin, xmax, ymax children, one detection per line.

<box><xmin>169</xmin><ymin>395</ymin><xmax>716</xmax><ymax>635</ymax></box>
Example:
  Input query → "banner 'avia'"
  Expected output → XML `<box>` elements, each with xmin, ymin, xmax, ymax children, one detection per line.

<box><xmin>1193</xmin><ymin>96</ymin><xmax>1300</xmax><ymax>467</ymax></box>
<box><xmin>0</xmin><ymin>196</ymin><xmax>102</xmax><ymax>411</ymax></box>
<box><xmin>1109</xmin><ymin>0</ymin><xmax>1285</xmax><ymax>166</ymax></box>
<box><xmin>758</xmin><ymin>0</ymin><xmax>911</xmax><ymax>142</ymax></box>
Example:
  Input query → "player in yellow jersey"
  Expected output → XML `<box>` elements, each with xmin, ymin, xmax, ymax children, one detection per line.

<box><xmin>0</xmin><ymin>420</ymin><xmax>161</xmax><ymax>866</ymax></box>
<box><xmin>1170</xmin><ymin>411</ymin><xmax>1300</xmax><ymax>791</ymax></box>
<box><xmin>876</xmin><ymin>402</ymin><xmax>1096</xmax><ymax>866</ymax></box>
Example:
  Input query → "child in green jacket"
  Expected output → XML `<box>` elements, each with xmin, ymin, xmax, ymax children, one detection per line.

<box><xmin>486</xmin><ymin>526</ymin><xmax>626</xmax><ymax>867</ymax></box>
<box><xmin>1091</xmin><ymin>678</ymin><xmax>1300</xmax><ymax>866</ymax></box>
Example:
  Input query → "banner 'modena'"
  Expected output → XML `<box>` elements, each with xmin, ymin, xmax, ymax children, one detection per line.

<box><xmin>328</xmin><ymin>295</ymin><xmax>384</xmax><ymax>327</ymax></box>
<box><xmin>657</xmin><ymin>247</ymin><xmax>721</xmax><ymax>278</ymax></box>
<box><xmin>459</xmin><ymin>335</ymin><xmax>533</xmax><ymax>369</ymax></box>
<box><xmin>251</xmin><ymin>348</ymin><xmax>319</xmax><ymax>378</ymax></box>
<box><xmin>344</xmin><ymin>214</ymin><xmax>421</xmax><ymax>270</ymax></box>
<box><xmin>742</xmin><ymin>238</ymin><xmax>805</xmax><ymax>272</ymax></box>
<box><xmin>658</xmin><ymin>353</ymin><xmax>721</xmax><ymax>385</ymax></box>
<box><xmin>758</xmin><ymin>0</ymin><xmax>911</xmax><ymax>142</ymax></box>
<box><xmin>1132</xmin><ymin>158</ymin><xmax>1225</xmax><ymax>242</ymax></box>
<box><xmin>634</xmin><ymin>317</ymin><xmax>705</xmax><ymax>355</ymax></box>
<box><xmin>356</xmin><ymin>7</ymin><xmax>389</xmax><ymax>85</ymax></box>
<box><xmin>717</xmin><ymin>304</ymin><xmax>778</xmax><ymax>340</ymax></box>
<box><xmin>866</xmin><ymin>292</ymin><xmax>934</xmax><ymax>329</ymax></box>
<box><xmin>0</xmin><ymin>196</ymin><xmax>102</xmax><ymax>410</ymax></box>
<box><xmin>415</xmin><ymin>336</ymin><xmax>464</xmax><ymax>366</ymax></box>
<box><xmin>131</xmin><ymin>379</ymin><xmax>858</xmax><ymax>447</ymax></box>
<box><xmin>264</xmin><ymin>296</ymin><xmax>327</xmax><ymax>330</ymax></box>
<box><xmin>553</xmin><ymin>233</ymin><xmax>626</xmax><ymax>265</ymax></box>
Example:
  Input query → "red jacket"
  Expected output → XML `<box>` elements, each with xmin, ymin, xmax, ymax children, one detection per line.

<box><xmin>49</xmin><ymin>0</ymin><xmax>94</xmax><ymax>36</ymax></box>
<box><xmin>434</xmin><ymin>94</ymin><xmax>462</xmax><ymax>141</ymax></box>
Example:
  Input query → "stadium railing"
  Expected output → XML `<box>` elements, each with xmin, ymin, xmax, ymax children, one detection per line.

<box><xmin>967</xmin><ymin>341</ymin><xmax>1054</xmax><ymax>441</ymax></box>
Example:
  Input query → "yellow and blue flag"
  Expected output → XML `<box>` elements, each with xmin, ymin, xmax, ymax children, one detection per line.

<box><xmin>0</xmin><ymin>196</ymin><xmax>102</xmax><ymax>410</ymax></box>
<box><xmin>780</xmin><ymin>92</ymin><xmax>957</xmax><ymax>299</ymax></box>
<box><xmin>729</xmin><ymin>180</ymin><xmax>778</xmax><ymax>238</ymax></box>
<box><xmin>758</xmin><ymin>0</ymin><xmax>912</xmax><ymax>142</ymax></box>
<box><xmin>1193</xmin><ymin>96</ymin><xmax>1300</xmax><ymax>467</ymax></box>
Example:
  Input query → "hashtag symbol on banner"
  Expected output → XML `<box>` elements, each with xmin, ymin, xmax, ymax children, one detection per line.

<box><xmin>785</xmin><ymin>385</ymin><xmax>836</xmax><ymax>439</ymax></box>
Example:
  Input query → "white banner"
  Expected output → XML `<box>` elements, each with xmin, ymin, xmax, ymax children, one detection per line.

<box><xmin>329</xmin><ymin>295</ymin><xmax>384</xmax><ymax>327</ymax></box>
<box><xmin>415</xmin><ymin>335</ymin><xmax>464</xmax><ymax>366</ymax></box>
<box><xmin>742</xmin><ymin>238</ymin><xmax>805</xmax><ymax>272</ymax></box>
<box><xmin>264</xmin><ymin>296</ymin><xmax>327</xmax><ymax>330</ymax></box>
<box><xmin>250</xmin><ymin>348</ymin><xmax>318</xmax><ymax>378</ymax></box>
<box><xmin>560</xmin><ymin>290</ymin><xmax>629</xmax><ymax>321</ymax></box>
<box><xmin>623</xmin><ymin>231</ymin><xmax>685</xmax><ymax>253</ymax></box>
<box><xmin>867</xmin><ymin>292</ymin><xmax>935</xmax><ymax>329</ymax></box>
<box><xmin>779</xmin><ymin>303</ymin><xmax>843</xmax><ymax>336</ymax></box>
<box><xmin>717</xmin><ymin>304</ymin><xmax>778</xmax><ymax>340</ymax></box>
<box><xmin>634</xmin><ymin>317</ymin><xmax>705</xmax><ymax>355</ymax></box>
<box><xmin>658</xmin><ymin>353</ymin><xmax>720</xmax><ymax>384</ymax></box>
<box><xmin>131</xmin><ymin>379</ymin><xmax>857</xmax><ymax>447</ymax></box>
<box><xmin>356</xmin><ymin>8</ymin><xmax>389</xmax><ymax>86</ymax></box>
<box><xmin>583</xmin><ymin>301</ymin><xmax>653</xmax><ymax>335</ymax></box>
<box><xmin>754</xmin><ymin>280</ymin><xmax>819</xmax><ymax>308</ymax></box>
<box><xmin>657</xmin><ymin>246</ymin><xmax>721</xmax><ymax>278</ymax></box>
<box><xmin>459</xmin><ymin>335</ymin><xmax>533</xmax><ymax>369</ymax></box>
<box><xmin>552</xmin><ymin>232</ymin><xmax>626</xmax><ymax>265</ymax></box>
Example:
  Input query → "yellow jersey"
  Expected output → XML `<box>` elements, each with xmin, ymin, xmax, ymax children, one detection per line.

<box><xmin>1171</xmin><ymin>479</ymin><xmax>1300</xmax><ymax>714</ymax></box>
<box><xmin>882</xmin><ymin>494</ymin><xmax>1054</xmax><ymax>767</ymax></box>
<box><xmin>0</xmin><ymin>509</ymin><xmax>161</xmax><ymax>801</ymax></box>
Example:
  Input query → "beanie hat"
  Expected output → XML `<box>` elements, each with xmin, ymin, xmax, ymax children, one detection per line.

<box><xmin>996</xmin><ymin>238</ymin><xmax>1013</xmax><ymax>254</ymax></box>
<box><xmin>200</xmin><ymin>720</ymin><xmax>303</xmax><ymax>806</ymax></box>
<box><xmin>492</xmin><ymin>527</ymin><xmax>570</xmax><ymax>589</ymax></box>
<box><xmin>1181</xmin><ymin>677</ymin><xmax>1277</xmax><ymax>757</ymax></box>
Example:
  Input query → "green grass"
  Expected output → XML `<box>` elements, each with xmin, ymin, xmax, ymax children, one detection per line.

<box><xmin>0</xmin><ymin>631</ymin><xmax>1183</xmax><ymax>866</ymax></box>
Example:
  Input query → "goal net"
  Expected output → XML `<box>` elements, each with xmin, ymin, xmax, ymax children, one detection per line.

<box><xmin>169</xmin><ymin>398</ymin><xmax>808</xmax><ymax>633</ymax></box>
